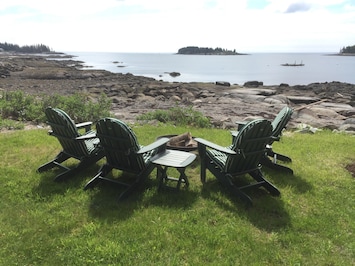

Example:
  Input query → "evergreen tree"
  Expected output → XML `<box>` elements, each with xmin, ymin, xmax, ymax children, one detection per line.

<box><xmin>0</xmin><ymin>42</ymin><xmax>52</xmax><ymax>53</ymax></box>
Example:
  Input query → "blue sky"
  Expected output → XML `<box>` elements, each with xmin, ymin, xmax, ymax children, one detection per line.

<box><xmin>1</xmin><ymin>0</ymin><xmax>355</xmax><ymax>53</ymax></box>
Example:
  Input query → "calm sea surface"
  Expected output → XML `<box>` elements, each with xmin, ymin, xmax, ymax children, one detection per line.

<box><xmin>68</xmin><ymin>52</ymin><xmax>355</xmax><ymax>86</ymax></box>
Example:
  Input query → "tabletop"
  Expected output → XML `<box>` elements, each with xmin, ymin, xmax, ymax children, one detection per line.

<box><xmin>150</xmin><ymin>150</ymin><xmax>196</xmax><ymax>168</ymax></box>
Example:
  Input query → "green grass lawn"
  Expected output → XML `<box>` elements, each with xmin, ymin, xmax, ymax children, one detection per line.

<box><xmin>0</xmin><ymin>126</ymin><xmax>354</xmax><ymax>265</ymax></box>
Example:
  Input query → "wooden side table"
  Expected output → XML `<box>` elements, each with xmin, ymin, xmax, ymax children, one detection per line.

<box><xmin>150</xmin><ymin>150</ymin><xmax>196</xmax><ymax>190</ymax></box>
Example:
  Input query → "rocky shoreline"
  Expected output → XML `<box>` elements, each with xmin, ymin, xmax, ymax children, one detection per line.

<box><xmin>1</xmin><ymin>52</ymin><xmax>355</xmax><ymax>133</ymax></box>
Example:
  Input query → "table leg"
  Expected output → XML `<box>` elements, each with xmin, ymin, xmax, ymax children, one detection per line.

<box><xmin>177</xmin><ymin>167</ymin><xmax>189</xmax><ymax>189</ymax></box>
<box><xmin>156</xmin><ymin>165</ymin><xmax>189</xmax><ymax>190</ymax></box>
<box><xmin>156</xmin><ymin>165</ymin><xmax>168</xmax><ymax>190</ymax></box>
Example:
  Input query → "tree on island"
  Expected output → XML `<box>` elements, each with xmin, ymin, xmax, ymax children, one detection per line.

<box><xmin>340</xmin><ymin>45</ymin><xmax>355</xmax><ymax>54</ymax></box>
<box><xmin>0</xmin><ymin>42</ymin><xmax>53</xmax><ymax>53</ymax></box>
<box><xmin>178</xmin><ymin>46</ymin><xmax>241</xmax><ymax>55</ymax></box>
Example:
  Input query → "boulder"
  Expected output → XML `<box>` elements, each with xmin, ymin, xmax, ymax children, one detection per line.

<box><xmin>244</xmin><ymin>81</ymin><xmax>263</xmax><ymax>87</ymax></box>
<box><xmin>309</xmin><ymin>107</ymin><xmax>346</xmax><ymax>120</ymax></box>
<box><xmin>169</xmin><ymin>95</ymin><xmax>181</xmax><ymax>101</ymax></box>
<box><xmin>169</xmin><ymin>72</ymin><xmax>181</xmax><ymax>77</ymax></box>
<box><xmin>216</xmin><ymin>81</ymin><xmax>231</xmax><ymax>86</ymax></box>
<box><xmin>319</xmin><ymin>102</ymin><xmax>354</xmax><ymax>112</ymax></box>
<box><xmin>338</xmin><ymin>124</ymin><xmax>355</xmax><ymax>133</ymax></box>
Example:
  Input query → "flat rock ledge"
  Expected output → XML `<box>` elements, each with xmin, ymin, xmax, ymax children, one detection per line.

<box><xmin>1</xmin><ymin>53</ymin><xmax>355</xmax><ymax>133</ymax></box>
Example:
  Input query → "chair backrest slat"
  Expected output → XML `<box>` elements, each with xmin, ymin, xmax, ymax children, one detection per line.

<box><xmin>225</xmin><ymin>119</ymin><xmax>272</xmax><ymax>173</ymax></box>
<box><xmin>271</xmin><ymin>106</ymin><xmax>293</xmax><ymax>141</ymax></box>
<box><xmin>45</xmin><ymin>107</ymin><xmax>90</xmax><ymax>158</ymax></box>
<box><xmin>96</xmin><ymin>118</ymin><xmax>146</xmax><ymax>173</ymax></box>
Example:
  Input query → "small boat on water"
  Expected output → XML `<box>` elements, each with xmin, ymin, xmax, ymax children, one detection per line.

<box><xmin>281</xmin><ymin>61</ymin><xmax>304</xmax><ymax>66</ymax></box>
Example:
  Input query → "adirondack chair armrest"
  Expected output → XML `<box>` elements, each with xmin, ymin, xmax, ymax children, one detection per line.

<box><xmin>195</xmin><ymin>138</ymin><xmax>236</xmax><ymax>155</ymax></box>
<box><xmin>75</xmin><ymin>121</ymin><xmax>93</xmax><ymax>132</ymax></box>
<box><xmin>235</xmin><ymin>121</ymin><xmax>247</xmax><ymax>130</ymax></box>
<box><xmin>75</xmin><ymin>132</ymin><xmax>97</xmax><ymax>140</ymax></box>
<box><xmin>230</xmin><ymin>130</ymin><xmax>239</xmax><ymax>137</ymax></box>
<box><xmin>137</xmin><ymin>137</ymin><xmax>170</xmax><ymax>154</ymax></box>
<box><xmin>271</xmin><ymin>135</ymin><xmax>280</xmax><ymax>141</ymax></box>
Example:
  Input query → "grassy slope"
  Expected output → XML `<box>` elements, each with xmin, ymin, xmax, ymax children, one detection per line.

<box><xmin>0</xmin><ymin>126</ymin><xmax>354</xmax><ymax>265</ymax></box>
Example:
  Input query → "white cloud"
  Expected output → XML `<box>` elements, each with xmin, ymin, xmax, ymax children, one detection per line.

<box><xmin>265</xmin><ymin>0</ymin><xmax>350</xmax><ymax>13</ymax></box>
<box><xmin>1</xmin><ymin>0</ymin><xmax>355</xmax><ymax>52</ymax></box>
<box><xmin>285</xmin><ymin>2</ymin><xmax>312</xmax><ymax>13</ymax></box>
<box><xmin>1</xmin><ymin>0</ymin><xmax>120</xmax><ymax>16</ymax></box>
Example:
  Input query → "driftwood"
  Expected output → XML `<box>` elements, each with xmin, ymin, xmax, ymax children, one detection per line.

<box><xmin>294</xmin><ymin>99</ymin><xmax>327</xmax><ymax>111</ymax></box>
<box><xmin>168</xmin><ymin>132</ymin><xmax>197</xmax><ymax>147</ymax></box>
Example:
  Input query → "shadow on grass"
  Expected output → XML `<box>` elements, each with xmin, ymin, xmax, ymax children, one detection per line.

<box><xmin>200</xmin><ymin>179</ymin><xmax>291</xmax><ymax>232</ymax></box>
<box><xmin>33</xmin><ymin>162</ymin><xmax>102</xmax><ymax>198</ymax></box>
<box><xmin>264</xmin><ymin>168</ymin><xmax>313</xmax><ymax>194</ymax></box>
<box><xmin>86</xmin><ymin>177</ymin><xmax>200</xmax><ymax>222</ymax></box>
<box><xmin>86</xmin><ymin>183</ymin><xmax>145</xmax><ymax>221</ymax></box>
<box><xmin>144</xmin><ymin>186</ymin><xmax>200</xmax><ymax>209</ymax></box>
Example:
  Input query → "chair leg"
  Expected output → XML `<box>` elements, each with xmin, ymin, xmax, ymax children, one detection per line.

<box><xmin>37</xmin><ymin>152</ymin><xmax>70</xmax><ymax>173</ymax></box>
<box><xmin>54</xmin><ymin>170</ymin><xmax>73</xmax><ymax>182</ymax></box>
<box><xmin>274</xmin><ymin>153</ymin><xmax>292</xmax><ymax>163</ymax></box>
<box><xmin>250</xmin><ymin>170</ymin><xmax>281</xmax><ymax>196</ymax></box>
<box><xmin>261</xmin><ymin>156</ymin><xmax>294</xmax><ymax>175</ymax></box>
<box><xmin>85</xmin><ymin>164</ymin><xmax>153</xmax><ymax>201</ymax></box>
<box><xmin>118</xmin><ymin>179</ymin><xmax>143</xmax><ymax>200</ymax></box>
<box><xmin>118</xmin><ymin>164</ymin><xmax>154</xmax><ymax>201</ymax></box>
<box><xmin>230</xmin><ymin>185</ymin><xmax>253</xmax><ymax>207</ymax></box>
<box><xmin>220</xmin><ymin>174</ymin><xmax>253</xmax><ymax>206</ymax></box>
<box><xmin>55</xmin><ymin>153</ymin><xmax>104</xmax><ymax>182</ymax></box>
<box><xmin>84</xmin><ymin>164</ymin><xmax>112</xmax><ymax>190</ymax></box>
<box><xmin>198</xmin><ymin>145</ymin><xmax>207</xmax><ymax>183</ymax></box>
<box><xmin>211</xmin><ymin>171</ymin><xmax>254</xmax><ymax>206</ymax></box>
<box><xmin>267</xmin><ymin>148</ymin><xmax>292</xmax><ymax>162</ymax></box>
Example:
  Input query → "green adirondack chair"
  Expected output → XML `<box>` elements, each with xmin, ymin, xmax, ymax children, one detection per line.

<box><xmin>84</xmin><ymin>118</ymin><xmax>169</xmax><ymax>200</ymax></box>
<box><xmin>37</xmin><ymin>107</ymin><xmax>105</xmax><ymax>181</ymax></box>
<box><xmin>261</xmin><ymin>106</ymin><xmax>294</xmax><ymax>174</ymax></box>
<box><xmin>196</xmin><ymin>119</ymin><xmax>280</xmax><ymax>206</ymax></box>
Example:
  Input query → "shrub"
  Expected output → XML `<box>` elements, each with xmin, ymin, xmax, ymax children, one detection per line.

<box><xmin>137</xmin><ymin>105</ymin><xmax>211</xmax><ymax>128</ymax></box>
<box><xmin>48</xmin><ymin>93</ymin><xmax>112</xmax><ymax>123</ymax></box>
<box><xmin>0</xmin><ymin>118</ymin><xmax>24</xmax><ymax>130</ymax></box>
<box><xmin>0</xmin><ymin>90</ymin><xmax>112</xmax><ymax>126</ymax></box>
<box><xmin>0</xmin><ymin>90</ymin><xmax>42</xmax><ymax>121</ymax></box>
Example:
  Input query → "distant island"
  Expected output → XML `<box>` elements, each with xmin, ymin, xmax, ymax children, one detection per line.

<box><xmin>339</xmin><ymin>45</ymin><xmax>355</xmax><ymax>55</ymax></box>
<box><xmin>177</xmin><ymin>46</ymin><xmax>244</xmax><ymax>55</ymax></box>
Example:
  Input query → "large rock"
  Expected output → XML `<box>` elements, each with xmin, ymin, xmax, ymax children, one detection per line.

<box><xmin>309</xmin><ymin>107</ymin><xmax>346</xmax><ymax>120</ymax></box>
<box><xmin>216</xmin><ymin>81</ymin><xmax>231</xmax><ymax>86</ymax></box>
<box><xmin>244</xmin><ymin>81</ymin><xmax>263</xmax><ymax>87</ymax></box>
<box><xmin>287</xmin><ymin>96</ymin><xmax>321</xmax><ymax>104</ymax></box>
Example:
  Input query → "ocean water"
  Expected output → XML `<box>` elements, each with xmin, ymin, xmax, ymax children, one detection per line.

<box><xmin>68</xmin><ymin>52</ymin><xmax>355</xmax><ymax>86</ymax></box>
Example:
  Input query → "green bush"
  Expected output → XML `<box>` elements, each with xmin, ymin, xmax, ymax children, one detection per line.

<box><xmin>0</xmin><ymin>90</ymin><xmax>112</xmax><ymax>125</ymax></box>
<box><xmin>137</xmin><ymin>105</ymin><xmax>211</xmax><ymax>128</ymax></box>
<box><xmin>0</xmin><ymin>90</ymin><xmax>42</xmax><ymax>121</ymax></box>
<box><xmin>0</xmin><ymin>118</ymin><xmax>24</xmax><ymax>130</ymax></box>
